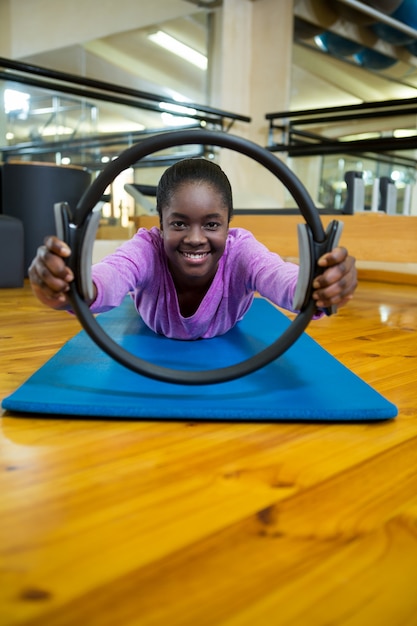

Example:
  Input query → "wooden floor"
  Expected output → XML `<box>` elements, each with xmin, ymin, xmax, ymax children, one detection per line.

<box><xmin>1</xmin><ymin>280</ymin><xmax>417</xmax><ymax>626</ymax></box>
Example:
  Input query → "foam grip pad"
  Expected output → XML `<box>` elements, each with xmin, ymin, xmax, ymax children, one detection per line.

<box><xmin>292</xmin><ymin>220</ymin><xmax>344</xmax><ymax>315</ymax></box>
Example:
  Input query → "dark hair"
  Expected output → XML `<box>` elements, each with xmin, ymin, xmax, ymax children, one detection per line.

<box><xmin>156</xmin><ymin>158</ymin><xmax>233</xmax><ymax>221</ymax></box>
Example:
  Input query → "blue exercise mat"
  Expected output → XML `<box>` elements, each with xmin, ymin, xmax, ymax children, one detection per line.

<box><xmin>2</xmin><ymin>298</ymin><xmax>397</xmax><ymax>421</ymax></box>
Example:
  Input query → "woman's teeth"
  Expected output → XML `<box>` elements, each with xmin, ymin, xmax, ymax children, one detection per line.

<box><xmin>182</xmin><ymin>252</ymin><xmax>208</xmax><ymax>259</ymax></box>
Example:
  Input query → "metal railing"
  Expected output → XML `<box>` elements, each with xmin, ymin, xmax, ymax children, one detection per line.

<box><xmin>0</xmin><ymin>56</ymin><xmax>251</xmax><ymax>168</ymax></box>
<box><xmin>265</xmin><ymin>97</ymin><xmax>417</xmax><ymax>168</ymax></box>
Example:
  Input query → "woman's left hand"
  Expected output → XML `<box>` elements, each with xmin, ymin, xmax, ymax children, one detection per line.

<box><xmin>312</xmin><ymin>246</ymin><xmax>357</xmax><ymax>311</ymax></box>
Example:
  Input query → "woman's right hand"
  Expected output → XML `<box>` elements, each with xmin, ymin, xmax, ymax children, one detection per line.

<box><xmin>28</xmin><ymin>236</ymin><xmax>75</xmax><ymax>310</ymax></box>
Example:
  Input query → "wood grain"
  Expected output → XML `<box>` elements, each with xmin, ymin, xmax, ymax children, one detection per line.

<box><xmin>1</xmin><ymin>281</ymin><xmax>417</xmax><ymax>626</ymax></box>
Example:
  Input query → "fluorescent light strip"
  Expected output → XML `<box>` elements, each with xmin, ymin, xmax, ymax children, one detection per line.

<box><xmin>148</xmin><ymin>30</ymin><xmax>207</xmax><ymax>70</ymax></box>
<box><xmin>159</xmin><ymin>101</ymin><xmax>197</xmax><ymax>116</ymax></box>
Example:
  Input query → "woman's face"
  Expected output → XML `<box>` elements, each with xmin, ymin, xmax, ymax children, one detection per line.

<box><xmin>160</xmin><ymin>181</ymin><xmax>229</xmax><ymax>290</ymax></box>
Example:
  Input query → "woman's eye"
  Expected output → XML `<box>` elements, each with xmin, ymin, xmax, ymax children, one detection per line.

<box><xmin>206</xmin><ymin>222</ymin><xmax>220</xmax><ymax>229</ymax></box>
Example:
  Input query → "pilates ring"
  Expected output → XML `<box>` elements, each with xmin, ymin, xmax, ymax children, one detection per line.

<box><xmin>56</xmin><ymin>129</ymin><xmax>343</xmax><ymax>385</ymax></box>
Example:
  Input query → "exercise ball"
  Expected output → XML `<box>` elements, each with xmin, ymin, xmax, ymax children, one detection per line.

<box><xmin>406</xmin><ymin>39</ymin><xmax>417</xmax><ymax>54</ymax></box>
<box><xmin>390</xmin><ymin>0</ymin><xmax>417</xmax><ymax>27</ymax></box>
<box><xmin>371</xmin><ymin>23</ymin><xmax>415</xmax><ymax>44</ymax></box>
<box><xmin>366</xmin><ymin>0</ymin><xmax>403</xmax><ymax>11</ymax></box>
<box><xmin>317</xmin><ymin>31</ymin><xmax>364</xmax><ymax>57</ymax></box>
<box><xmin>354</xmin><ymin>47</ymin><xmax>398</xmax><ymax>69</ymax></box>
<box><xmin>371</xmin><ymin>0</ymin><xmax>417</xmax><ymax>44</ymax></box>
<box><xmin>294</xmin><ymin>17</ymin><xmax>324</xmax><ymax>40</ymax></box>
<box><xmin>310</xmin><ymin>0</ymin><xmax>339</xmax><ymax>29</ymax></box>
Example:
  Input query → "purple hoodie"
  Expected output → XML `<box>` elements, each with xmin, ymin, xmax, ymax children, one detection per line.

<box><xmin>91</xmin><ymin>226</ymin><xmax>307</xmax><ymax>340</ymax></box>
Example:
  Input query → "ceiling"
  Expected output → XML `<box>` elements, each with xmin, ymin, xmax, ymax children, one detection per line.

<box><xmin>11</xmin><ymin>0</ymin><xmax>417</xmax><ymax>140</ymax></box>
<box><xmin>18</xmin><ymin>3</ymin><xmax>212</xmax><ymax>135</ymax></box>
<box><xmin>4</xmin><ymin>0</ymin><xmax>416</xmax><ymax>213</ymax></box>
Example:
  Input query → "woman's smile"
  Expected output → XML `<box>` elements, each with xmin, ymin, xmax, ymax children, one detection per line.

<box><xmin>179</xmin><ymin>249</ymin><xmax>211</xmax><ymax>262</ymax></box>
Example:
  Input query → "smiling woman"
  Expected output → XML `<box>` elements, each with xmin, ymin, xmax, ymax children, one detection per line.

<box><xmin>157</xmin><ymin>158</ymin><xmax>232</xmax><ymax>312</ymax></box>
<box><xmin>28</xmin><ymin>129</ymin><xmax>357</xmax><ymax>384</ymax></box>
<box><xmin>160</xmin><ymin>183</ymin><xmax>230</xmax><ymax>311</ymax></box>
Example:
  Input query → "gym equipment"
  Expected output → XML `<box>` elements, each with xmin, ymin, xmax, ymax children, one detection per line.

<box><xmin>390</xmin><ymin>0</ymin><xmax>417</xmax><ymax>29</ymax></box>
<box><xmin>294</xmin><ymin>17</ymin><xmax>324</xmax><ymax>40</ymax></box>
<box><xmin>371</xmin><ymin>0</ymin><xmax>417</xmax><ymax>44</ymax></box>
<box><xmin>367</xmin><ymin>0</ymin><xmax>404</xmax><ymax>11</ymax></box>
<box><xmin>370</xmin><ymin>22</ymin><xmax>415</xmax><ymax>44</ymax></box>
<box><xmin>0</xmin><ymin>215</ymin><xmax>24</xmax><ymax>287</ymax></box>
<box><xmin>1</xmin><ymin>297</ymin><xmax>398</xmax><ymax>422</ymax></box>
<box><xmin>406</xmin><ymin>39</ymin><xmax>417</xmax><ymax>55</ymax></box>
<box><xmin>2</xmin><ymin>161</ymin><xmax>91</xmax><ymax>275</ymax></box>
<box><xmin>55</xmin><ymin>129</ymin><xmax>343</xmax><ymax>385</ymax></box>
<box><xmin>343</xmin><ymin>172</ymin><xmax>365</xmax><ymax>214</ymax></box>
<box><xmin>354</xmin><ymin>47</ymin><xmax>397</xmax><ymax>69</ymax></box>
<box><xmin>316</xmin><ymin>31</ymin><xmax>363</xmax><ymax>57</ymax></box>
<box><xmin>379</xmin><ymin>176</ymin><xmax>398</xmax><ymax>213</ymax></box>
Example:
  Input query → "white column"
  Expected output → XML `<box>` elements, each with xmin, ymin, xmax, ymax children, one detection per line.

<box><xmin>208</xmin><ymin>0</ymin><xmax>294</xmax><ymax>208</ymax></box>
<box><xmin>0</xmin><ymin>0</ymin><xmax>12</xmax><ymax>56</ymax></box>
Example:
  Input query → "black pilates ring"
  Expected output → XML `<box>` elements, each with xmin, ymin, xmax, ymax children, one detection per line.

<box><xmin>66</xmin><ymin>128</ymin><xmax>328</xmax><ymax>385</ymax></box>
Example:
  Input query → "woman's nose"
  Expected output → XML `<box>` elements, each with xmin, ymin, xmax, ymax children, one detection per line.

<box><xmin>184</xmin><ymin>225</ymin><xmax>206</xmax><ymax>244</ymax></box>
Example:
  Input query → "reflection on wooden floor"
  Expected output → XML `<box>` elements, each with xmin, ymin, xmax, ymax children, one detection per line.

<box><xmin>0</xmin><ymin>280</ymin><xmax>416</xmax><ymax>626</ymax></box>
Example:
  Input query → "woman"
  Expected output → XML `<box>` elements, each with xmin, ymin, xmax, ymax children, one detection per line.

<box><xmin>29</xmin><ymin>158</ymin><xmax>357</xmax><ymax>340</ymax></box>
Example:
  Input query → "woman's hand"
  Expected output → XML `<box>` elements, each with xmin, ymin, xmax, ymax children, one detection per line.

<box><xmin>28</xmin><ymin>236</ymin><xmax>75</xmax><ymax>310</ymax></box>
<box><xmin>312</xmin><ymin>246</ymin><xmax>357</xmax><ymax>311</ymax></box>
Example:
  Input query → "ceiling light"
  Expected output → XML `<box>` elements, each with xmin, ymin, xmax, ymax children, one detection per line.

<box><xmin>148</xmin><ymin>30</ymin><xmax>207</xmax><ymax>70</ymax></box>
<box><xmin>4</xmin><ymin>89</ymin><xmax>30</xmax><ymax>118</ymax></box>
<box><xmin>41</xmin><ymin>125</ymin><xmax>73</xmax><ymax>137</ymax></box>
<box><xmin>161</xmin><ymin>112</ymin><xmax>199</xmax><ymax>127</ymax></box>
<box><xmin>159</xmin><ymin>101</ymin><xmax>197</xmax><ymax>116</ymax></box>
<box><xmin>394</xmin><ymin>129</ymin><xmax>417</xmax><ymax>138</ymax></box>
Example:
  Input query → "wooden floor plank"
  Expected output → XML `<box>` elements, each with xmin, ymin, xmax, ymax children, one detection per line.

<box><xmin>1</xmin><ymin>280</ymin><xmax>416</xmax><ymax>626</ymax></box>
